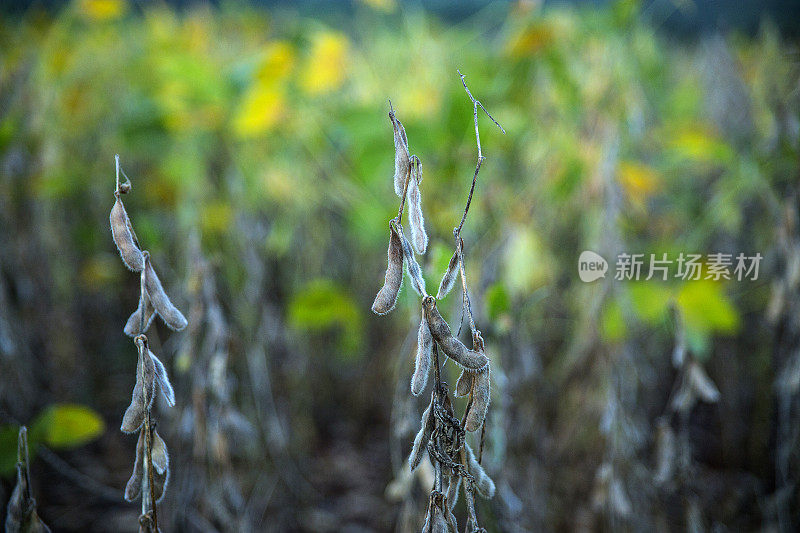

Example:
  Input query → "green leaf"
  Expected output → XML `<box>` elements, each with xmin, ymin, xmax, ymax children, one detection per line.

<box><xmin>288</xmin><ymin>279</ymin><xmax>364</xmax><ymax>357</ymax></box>
<box><xmin>629</xmin><ymin>283</ymin><xmax>673</xmax><ymax>325</ymax></box>
<box><xmin>31</xmin><ymin>404</ymin><xmax>105</xmax><ymax>449</ymax></box>
<box><xmin>601</xmin><ymin>298</ymin><xmax>627</xmax><ymax>342</ymax></box>
<box><xmin>485</xmin><ymin>282</ymin><xmax>510</xmax><ymax>322</ymax></box>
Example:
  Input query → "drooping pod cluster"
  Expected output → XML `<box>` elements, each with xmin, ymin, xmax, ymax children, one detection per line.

<box><xmin>371</xmin><ymin>95</ymin><xmax>499</xmax><ymax>532</ymax></box>
<box><xmin>109</xmin><ymin>156</ymin><xmax>186</xmax><ymax>526</ymax></box>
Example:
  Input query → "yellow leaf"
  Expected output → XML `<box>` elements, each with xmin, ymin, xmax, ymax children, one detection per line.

<box><xmin>233</xmin><ymin>85</ymin><xmax>287</xmax><ymax>137</ymax></box>
<box><xmin>31</xmin><ymin>404</ymin><xmax>105</xmax><ymax>449</ymax></box>
<box><xmin>506</xmin><ymin>22</ymin><xmax>554</xmax><ymax>57</ymax></box>
<box><xmin>676</xmin><ymin>280</ymin><xmax>740</xmax><ymax>336</ymax></box>
<box><xmin>359</xmin><ymin>0</ymin><xmax>396</xmax><ymax>12</ymax></box>
<box><xmin>255</xmin><ymin>41</ymin><xmax>296</xmax><ymax>87</ymax></box>
<box><xmin>78</xmin><ymin>0</ymin><xmax>126</xmax><ymax>21</ymax></box>
<box><xmin>300</xmin><ymin>31</ymin><xmax>349</xmax><ymax>95</ymax></box>
<box><xmin>617</xmin><ymin>161</ymin><xmax>660</xmax><ymax>207</ymax></box>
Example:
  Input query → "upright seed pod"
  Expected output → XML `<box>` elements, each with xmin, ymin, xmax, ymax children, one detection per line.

<box><xmin>110</xmin><ymin>195</ymin><xmax>145</xmax><ymax>272</ymax></box>
<box><xmin>390</xmin><ymin>111</ymin><xmax>411</xmax><ymax>198</ymax></box>
<box><xmin>398</xmin><ymin>226</ymin><xmax>426</xmax><ymax>296</ymax></box>
<box><xmin>150</xmin><ymin>429</ymin><xmax>169</xmax><ymax>475</ymax></box>
<box><xmin>465</xmin><ymin>443</ymin><xmax>495</xmax><ymax>498</ymax></box>
<box><xmin>411</xmin><ymin>308</ymin><xmax>433</xmax><ymax>396</ymax></box>
<box><xmin>150</xmin><ymin>350</ymin><xmax>175</xmax><ymax>407</ymax></box>
<box><xmin>372</xmin><ymin>222</ymin><xmax>404</xmax><ymax>315</ymax></box>
<box><xmin>121</xmin><ymin>336</ymin><xmax>157</xmax><ymax>434</ymax></box>
<box><xmin>124</xmin><ymin>428</ymin><xmax>146</xmax><ymax>502</ymax></box>
<box><xmin>422</xmin><ymin>296</ymin><xmax>488</xmax><ymax>370</ymax></box>
<box><xmin>407</xmin><ymin>161</ymin><xmax>428</xmax><ymax>255</ymax></box>
<box><xmin>409</xmin><ymin>394</ymin><xmax>435</xmax><ymax>471</ymax></box>
<box><xmin>436</xmin><ymin>249</ymin><xmax>460</xmax><ymax>300</ymax></box>
<box><xmin>143</xmin><ymin>252</ymin><xmax>188</xmax><ymax>331</ymax></box>
<box><xmin>464</xmin><ymin>367</ymin><xmax>490</xmax><ymax>432</ymax></box>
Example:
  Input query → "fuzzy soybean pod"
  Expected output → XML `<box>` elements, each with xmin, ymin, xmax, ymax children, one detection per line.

<box><xmin>124</xmin><ymin>290</ymin><xmax>156</xmax><ymax>337</ymax></box>
<box><xmin>465</xmin><ymin>443</ymin><xmax>495</xmax><ymax>499</ymax></box>
<box><xmin>125</xmin><ymin>428</ymin><xmax>170</xmax><ymax>503</ymax></box>
<box><xmin>372</xmin><ymin>222</ymin><xmax>404</xmax><ymax>315</ymax></box>
<box><xmin>110</xmin><ymin>195</ymin><xmax>145</xmax><ymax>272</ymax></box>
<box><xmin>398</xmin><ymin>227</ymin><xmax>426</xmax><ymax>297</ymax></box>
<box><xmin>464</xmin><ymin>367</ymin><xmax>490</xmax><ymax>432</ymax></box>
<box><xmin>436</xmin><ymin>249</ymin><xmax>460</xmax><ymax>300</ymax></box>
<box><xmin>124</xmin><ymin>427</ymin><xmax>146</xmax><ymax>502</ymax></box>
<box><xmin>411</xmin><ymin>307</ymin><xmax>433</xmax><ymax>396</ymax></box>
<box><xmin>408</xmin><ymin>394</ymin><xmax>435</xmax><ymax>471</ymax></box>
<box><xmin>422</xmin><ymin>296</ymin><xmax>488</xmax><ymax>370</ymax></box>
<box><xmin>121</xmin><ymin>336</ymin><xmax>157</xmax><ymax>434</ymax></box>
<box><xmin>143</xmin><ymin>252</ymin><xmax>188</xmax><ymax>331</ymax></box>
<box><xmin>407</xmin><ymin>163</ymin><xmax>428</xmax><ymax>255</ymax></box>
<box><xmin>455</xmin><ymin>369</ymin><xmax>472</xmax><ymax>398</ymax></box>
<box><xmin>390</xmin><ymin>112</ymin><xmax>411</xmax><ymax>197</ymax></box>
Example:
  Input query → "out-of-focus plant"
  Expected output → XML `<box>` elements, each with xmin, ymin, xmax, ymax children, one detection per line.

<box><xmin>5</xmin><ymin>427</ymin><xmax>50</xmax><ymax>532</ymax></box>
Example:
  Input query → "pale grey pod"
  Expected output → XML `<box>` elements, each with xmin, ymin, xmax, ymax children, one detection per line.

<box><xmin>399</xmin><ymin>228</ymin><xmax>426</xmax><ymax>297</ymax></box>
<box><xmin>446</xmin><ymin>474</ymin><xmax>461</xmax><ymax>510</ymax></box>
<box><xmin>372</xmin><ymin>223</ymin><xmax>404</xmax><ymax>315</ymax></box>
<box><xmin>152</xmin><ymin>460</ymin><xmax>169</xmax><ymax>503</ymax></box>
<box><xmin>688</xmin><ymin>361</ymin><xmax>720</xmax><ymax>403</ymax></box>
<box><xmin>391</xmin><ymin>113</ymin><xmax>411</xmax><ymax>197</ymax></box>
<box><xmin>143</xmin><ymin>253</ymin><xmax>188</xmax><ymax>331</ymax></box>
<box><xmin>422</xmin><ymin>296</ymin><xmax>488</xmax><ymax>370</ymax></box>
<box><xmin>436</xmin><ymin>250</ymin><xmax>459</xmax><ymax>300</ymax></box>
<box><xmin>151</xmin><ymin>429</ymin><xmax>169</xmax><ymax>475</ymax></box>
<box><xmin>124</xmin><ymin>428</ymin><xmax>145</xmax><ymax>502</ymax></box>
<box><xmin>411</xmin><ymin>310</ymin><xmax>433</xmax><ymax>396</ymax></box>
<box><xmin>409</xmin><ymin>395</ymin><xmax>435</xmax><ymax>471</ymax></box>
<box><xmin>465</xmin><ymin>367</ymin><xmax>490</xmax><ymax>432</ymax></box>
<box><xmin>121</xmin><ymin>336</ymin><xmax>157</xmax><ymax>434</ymax></box>
<box><xmin>150</xmin><ymin>351</ymin><xmax>175</xmax><ymax>407</ymax></box>
<box><xmin>110</xmin><ymin>195</ymin><xmax>144</xmax><ymax>272</ymax></box>
<box><xmin>455</xmin><ymin>370</ymin><xmax>473</xmax><ymax>397</ymax></box>
<box><xmin>407</xmin><ymin>167</ymin><xmax>428</xmax><ymax>255</ymax></box>
<box><xmin>123</xmin><ymin>291</ymin><xmax>156</xmax><ymax>337</ymax></box>
<box><xmin>466</xmin><ymin>443</ymin><xmax>495</xmax><ymax>499</ymax></box>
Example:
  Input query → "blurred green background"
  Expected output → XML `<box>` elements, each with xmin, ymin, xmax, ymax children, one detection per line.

<box><xmin>1</xmin><ymin>0</ymin><xmax>799</xmax><ymax>531</ymax></box>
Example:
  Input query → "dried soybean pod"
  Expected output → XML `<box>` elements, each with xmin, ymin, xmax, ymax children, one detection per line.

<box><xmin>446</xmin><ymin>474</ymin><xmax>461</xmax><ymax>510</ymax></box>
<box><xmin>436</xmin><ymin>249</ymin><xmax>459</xmax><ymax>300</ymax></box>
<box><xmin>151</xmin><ymin>429</ymin><xmax>169</xmax><ymax>475</ymax></box>
<box><xmin>407</xmin><ymin>162</ymin><xmax>428</xmax><ymax>254</ymax></box>
<box><xmin>465</xmin><ymin>367</ymin><xmax>490</xmax><ymax>432</ymax></box>
<box><xmin>124</xmin><ymin>428</ymin><xmax>145</xmax><ymax>501</ymax></box>
<box><xmin>411</xmin><ymin>308</ymin><xmax>433</xmax><ymax>396</ymax></box>
<box><xmin>372</xmin><ymin>222</ymin><xmax>404</xmax><ymax>315</ymax></box>
<box><xmin>398</xmin><ymin>226</ymin><xmax>426</xmax><ymax>296</ymax></box>
<box><xmin>455</xmin><ymin>369</ymin><xmax>473</xmax><ymax>397</ymax></box>
<box><xmin>152</xmin><ymin>462</ymin><xmax>169</xmax><ymax>503</ymax></box>
<box><xmin>465</xmin><ymin>443</ymin><xmax>495</xmax><ymax>498</ymax></box>
<box><xmin>121</xmin><ymin>336</ymin><xmax>157</xmax><ymax>433</ymax></box>
<box><xmin>110</xmin><ymin>195</ymin><xmax>145</xmax><ymax>272</ymax></box>
<box><xmin>422</xmin><ymin>296</ymin><xmax>488</xmax><ymax>370</ymax></box>
<box><xmin>143</xmin><ymin>252</ymin><xmax>188</xmax><ymax>331</ymax></box>
<box><xmin>124</xmin><ymin>291</ymin><xmax>156</xmax><ymax>337</ymax></box>
<box><xmin>390</xmin><ymin>111</ymin><xmax>411</xmax><ymax>197</ymax></box>
<box><xmin>150</xmin><ymin>351</ymin><xmax>175</xmax><ymax>406</ymax></box>
<box><xmin>409</xmin><ymin>394</ymin><xmax>435</xmax><ymax>471</ymax></box>
<box><xmin>688</xmin><ymin>361</ymin><xmax>720</xmax><ymax>403</ymax></box>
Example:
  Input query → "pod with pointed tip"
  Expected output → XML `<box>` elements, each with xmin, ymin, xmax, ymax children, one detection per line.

<box><xmin>422</xmin><ymin>296</ymin><xmax>488</xmax><ymax>370</ymax></box>
<box><xmin>464</xmin><ymin>367</ymin><xmax>490</xmax><ymax>432</ymax></box>
<box><xmin>151</xmin><ymin>351</ymin><xmax>175</xmax><ymax>407</ymax></box>
<box><xmin>411</xmin><ymin>309</ymin><xmax>433</xmax><ymax>396</ymax></box>
<box><xmin>446</xmin><ymin>474</ymin><xmax>461</xmax><ymax>511</ymax></box>
<box><xmin>390</xmin><ymin>112</ymin><xmax>411</xmax><ymax>197</ymax></box>
<box><xmin>409</xmin><ymin>394</ymin><xmax>435</xmax><ymax>471</ymax></box>
<box><xmin>399</xmin><ymin>228</ymin><xmax>426</xmax><ymax>296</ymax></box>
<box><xmin>124</xmin><ymin>428</ymin><xmax>145</xmax><ymax>502</ymax></box>
<box><xmin>436</xmin><ymin>249</ymin><xmax>460</xmax><ymax>300</ymax></box>
<box><xmin>150</xmin><ymin>429</ymin><xmax>169</xmax><ymax>475</ymax></box>
<box><xmin>455</xmin><ymin>370</ymin><xmax>473</xmax><ymax>397</ymax></box>
<box><xmin>143</xmin><ymin>253</ymin><xmax>188</xmax><ymax>331</ymax></box>
<box><xmin>372</xmin><ymin>223</ymin><xmax>404</xmax><ymax>315</ymax></box>
<box><xmin>407</xmin><ymin>164</ymin><xmax>428</xmax><ymax>255</ymax></box>
<box><xmin>110</xmin><ymin>195</ymin><xmax>144</xmax><ymax>272</ymax></box>
<box><xmin>465</xmin><ymin>443</ymin><xmax>495</xmax><ymax>499</ymax></box>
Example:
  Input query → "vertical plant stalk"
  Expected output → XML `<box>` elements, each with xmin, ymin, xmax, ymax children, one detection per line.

<box><xmin>375</xmin><ymin>72</ymin><xmax>502</xmax><ymax>532</ymax></box>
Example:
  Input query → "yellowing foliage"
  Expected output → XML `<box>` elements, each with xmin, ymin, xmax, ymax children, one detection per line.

<box><xmin>79</xmin><ymin>0</ymin><xmax>127</xmax><ymax>21</ymax></box>
<box><xmin>300</xmin><ymin>31</ymin><xmax>349</xmax><ymax>95</ymax></box>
